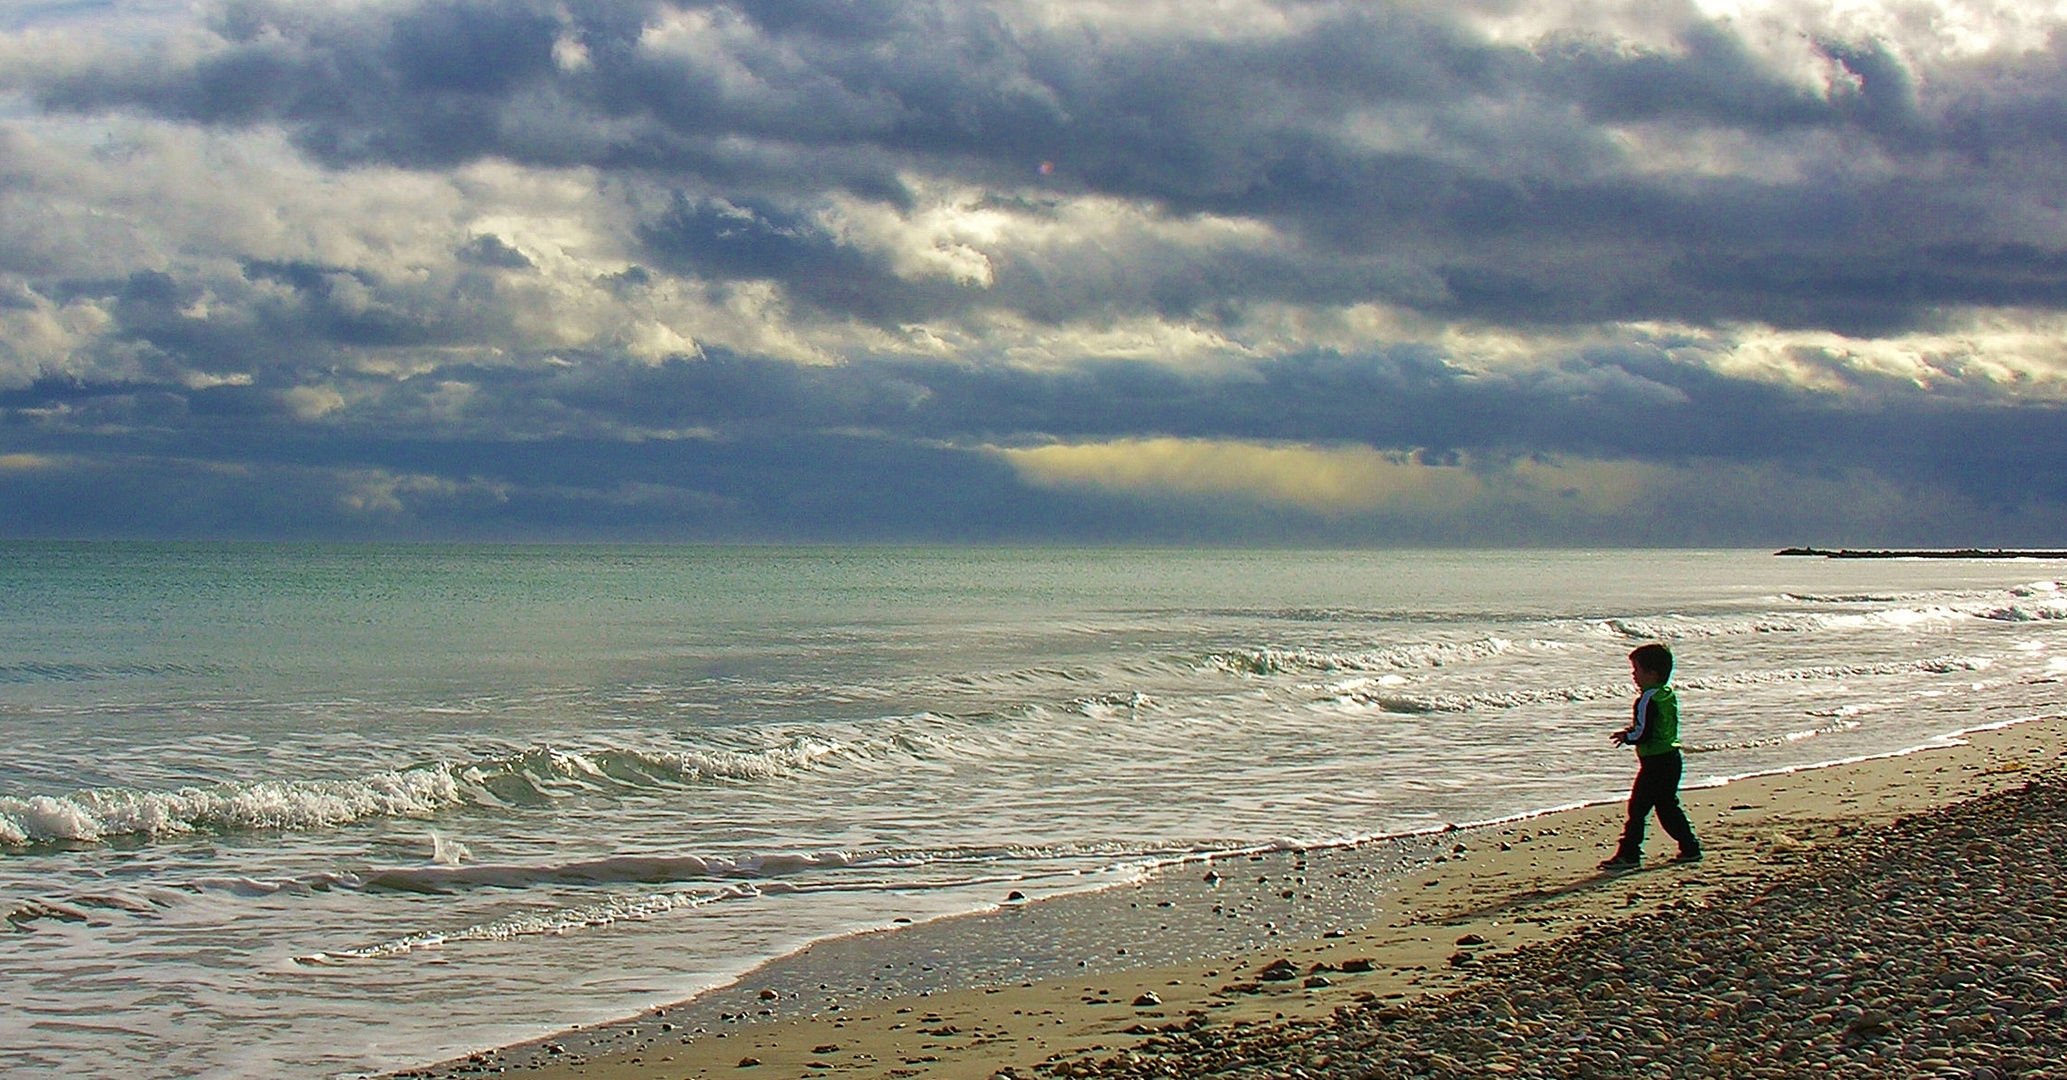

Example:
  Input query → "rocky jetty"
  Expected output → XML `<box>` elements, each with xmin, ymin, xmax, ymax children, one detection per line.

<box><xmin>1775</xmin><ymin>548</ymin><xmax>2067</xmax><ymax>560</ymax></box>
<box><xmin>1042</xmin><ymin>777</ymin><xmax>2067</xmax><ymax>1080</ymax></box>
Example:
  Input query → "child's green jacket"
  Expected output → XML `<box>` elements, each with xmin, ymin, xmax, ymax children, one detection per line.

<box><xmin>1626</xmin><ymin>685</ymin><xmax>1680</xmax><ymax>757</ymax></box>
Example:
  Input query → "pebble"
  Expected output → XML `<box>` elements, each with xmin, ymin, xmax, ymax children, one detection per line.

<box><xmin>1043</xmin><ymin>776</ymin><xmax>2067</xmax><ymax>1080</ymax></box>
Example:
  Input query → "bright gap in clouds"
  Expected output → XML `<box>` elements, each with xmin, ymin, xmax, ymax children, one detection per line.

<box><xmin>997</xmin><ymin>438</ymin><xmax>1650</xmax><ymax>516</ymax></box>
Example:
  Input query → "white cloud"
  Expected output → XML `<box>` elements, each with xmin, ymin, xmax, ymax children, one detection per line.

<box><xmin>335</xmin><ymin>468</ymin><xmax>506</xmax><ymax>516</ymax></box>
<box><xmin>281</xmin><ymin>385</ymin><xmax>344</xmax><ymax>419</ymax></box>
<box><xmin>999</xmin><ymin>0</ymin><xmax>1314</xmax><ymax>42</ymax></box>
<box><xmin>0</xmin><ymin>285</ymin><xmax>114</xmax><ymax>387</ymax></box>
<box><xmin>1651</xmin><ymin>314</ymin><xmax>2067</xmax><ymax>397</ymax></box>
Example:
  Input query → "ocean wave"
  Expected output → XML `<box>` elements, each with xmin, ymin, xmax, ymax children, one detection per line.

<box><xmin>6</xmin><ymin>891</ymin><xmax>171</xmax><ymax>931</ymax></box>
<box><xmin>0</xmin><ymin>769</ymin><xmax>466</xmax><ymax>847</ymax></box>
<box><xmin>941</xmin><ymin>666</ymin><xmax>1106</xmax><ymax>690</ymax></box>
<box><xmin>1780</xmin><ymin>582</ymin><xmax>2059</xmax><ymax>607</ymax></box>
<box><xmin>302</xmin><ymin>837</ymin><xmax>1251</xmax><ymax>960</ymax></box>
<box><xmin>1677</xmin><ymin>657</ymin><xmax>1993</xmax><ymax>688</ymax></box>
<box><xmin>1777</xmin><ymin>593</ymin><xmax>1918</xmax><ymax>604</ymax></box>
<box><xmin>1597</xmin><ymin>607</ymin><xmax>1972</xmax><ymax>639</ymax></box>
<box><xmin>1975</xmin><ymin>603</ymin><xmax>2067</xmax><ymax>622</ymax></box>
<box><xmin>1071</xmin><ymin>691</ymin><xmax>1154</xmax><ymax>717</ymax></box>
<box><xmin>0</xmin><ymin>738</ymin><xmax>855</xmax><ymax>848</ymax></box>
<box><xmin>1351</xmin><ymin>682</ymin><xmax>1625</xmax><ymax>714</ymax></box>
<box><xmin>298</xmin><ymin>883</ymin><xmax>773</xmax><ymax>961</ymax></box>
<box><xmin>1210</xmin><ymin>637</ymin><xmax>1516</xmax><ymax>677</ymax></box>
<box><xmin>359</xmin><ymin>851</ymin><xmax>860</xmax><ymax>893</ymax></box>
<box><xmin>359</xmin><ymin>835</ymin><xmax>1240</xmax><ymax>895</ymax></box>
<box><xmin>1350</xmin><ymin>656</ymin><xmax>1992</xmax><ymax>716</ymax></box>
<box><xmin>1684</xmin><ymin>718</ymin><xmax>1864</xmax><ymax>753</ymax></box>
<box><xmin>0</xmin><ymin>660</ymin><xmax>224</xmax><ymax>684</ymax></box>
<box><xmin>1608</xmin><ymin>584</ymin><xmax>2067</xmax><ymax>640</ymax></box>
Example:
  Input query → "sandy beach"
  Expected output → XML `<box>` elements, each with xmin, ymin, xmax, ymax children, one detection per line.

<box><xmin>398</xmin><ymin>714</ymin><xmax>2066</xmax><ymax>1080</ymax></box>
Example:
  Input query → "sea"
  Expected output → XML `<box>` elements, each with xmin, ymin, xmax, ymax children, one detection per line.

<box><xmin>3</xmin><ymin>544</ymin><xmax>2063</xmax><ymax>1078</ymax></box>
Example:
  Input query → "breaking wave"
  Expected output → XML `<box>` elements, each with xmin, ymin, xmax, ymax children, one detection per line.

<box><xmin>359</xmin><ymin>850</ymin><xmax>864</xmax><ymax>893</ymax></box>
<box><xmin>1211</xmin><ymin>637</ymin><xmax>1518</xmax><ymax>676</ymax></box>
<box><xmin>1606</xmin><ymin>584</ymin><xmax>2067</xmax><ymax>640</ymax></box>
<box><xmin>299</xmin><ymin>837</ymin><xmax>1239</xmax><ymax>961</ymax></box>
<box><xmin>1353</xmin><ymin>682</ymin><xmax>1625</xmax><ymax>714</ymax></box>
<box><xmin>1351</xmin><ymin>657</ymin><xmax>1993</xmax><ymax>715</ymax></box>
<box><xmin>297</xmin><ymin>884</ymin><xmax>774</xmax><ymax>961</ymax></box>
<box><xmin>1684</xmin><ymin>718</ymin><xmax>1865</xmax><ymax>753</ymax></box>
<box><xmin>0</xmin><ymin>738</ymin><xmax>856</xmax><ymax>847</ymax></box>
<box><xmin>1678</xmin><ymin>656</ymin><xmax>1994</xmax><ymax>686</ymax></box>
<box><xmin>1598</xmin><ymin>608</ymin><xmax>1972</xmax><ymax>639</ymax></box>
<box><xmin>1975</xmin><ymin>603</ymin><xmax>2067</xmax><ymax>622</ymax></box>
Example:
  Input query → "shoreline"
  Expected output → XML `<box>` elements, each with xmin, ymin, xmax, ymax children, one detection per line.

<box><xmin>392</xmin><ymin>711</ymin><xmax>2067</xmax><ymax>1080</ymax></box>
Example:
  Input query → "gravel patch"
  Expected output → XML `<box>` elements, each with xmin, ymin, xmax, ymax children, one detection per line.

<box><xmin>1039</xmin><ymin>775</ymin><xmax>2067</xmax><ymax>1080</ymax></box>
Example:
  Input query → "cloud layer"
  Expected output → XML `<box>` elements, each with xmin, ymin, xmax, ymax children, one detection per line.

<box><xmin>3</xmin><ymin>0</ymin><xmax>2067</xmax><ymax>542</ymax></box>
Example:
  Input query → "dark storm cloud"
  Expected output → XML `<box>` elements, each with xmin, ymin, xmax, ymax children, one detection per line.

<box><xmin>22</xmin><ymin>0</ymin><xmax>2067</xmax><ymax>332</ymax></box>
<box><xmin>455</xmin><ymin>234</ymin><xmax>535</xmax><ymax>270</ymax></box>
<box><xmin>1538</xmin><ymin>23</ymin><xmax>1835</xmax><ymax>130</ymax></box>
<box><xmin>11</xmin><ymin>342</ymin><xmax>2064</xmax><ymax>531</ymax></box>
<box><xmin>637</xmin><ymin>195</ymin><xmax>972</xmax><ymax>325</ymax></box>
<box><xmin>28</xmin><ymin>0</ymin><xmax>570</xmax><ymax>166</ymax></box>
<box><xmin>9</xmin><ymin>1</ymin><xmax>2067</xmax><ymax>543</ymax></box>
<box><xmin>49</xmin><ymin>263</ymin><xmax>458</xmax><ymax>372</ymax></box>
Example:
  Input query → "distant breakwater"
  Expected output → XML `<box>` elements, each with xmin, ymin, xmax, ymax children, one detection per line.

<box><xmin>1777</xmin><ymin>548</ymin><xmax>2067</xmax><ymax>560</ymax></box>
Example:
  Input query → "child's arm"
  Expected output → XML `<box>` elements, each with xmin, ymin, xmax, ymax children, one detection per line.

<box><xmin>1613</xmin><ymin>691</ymin><xmax>1655</xmax><ymax>746</ymax></box>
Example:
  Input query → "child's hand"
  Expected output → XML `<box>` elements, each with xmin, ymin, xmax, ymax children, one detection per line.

<box><xmin>1608</xmin><ymin>729</ymin><xmax>1629</xmax><ymax>746</ymax></box>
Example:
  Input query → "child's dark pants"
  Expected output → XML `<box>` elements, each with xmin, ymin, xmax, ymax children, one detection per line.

<box><xmin>1617</xmin><ymin>749</ymin><xmax>1699</xmax><ymax>860</ymax></box>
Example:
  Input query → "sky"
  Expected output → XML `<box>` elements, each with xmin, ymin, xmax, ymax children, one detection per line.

<box><xmin>3</xmin><ymin>0</ymin><xmax>2067</xmax><ymax>544</ymax></box>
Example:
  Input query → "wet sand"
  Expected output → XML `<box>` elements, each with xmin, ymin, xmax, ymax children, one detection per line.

<box><xmin>399</xmin><ymin>714</ymin><xmax>2066</xmax><ymax>1080</ymax></box>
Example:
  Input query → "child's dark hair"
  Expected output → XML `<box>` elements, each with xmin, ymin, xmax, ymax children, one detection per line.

<box><xmin>1630</xmin><ymin>643</ymin><xmax>1673</xmax><ymax>679</ymax></box>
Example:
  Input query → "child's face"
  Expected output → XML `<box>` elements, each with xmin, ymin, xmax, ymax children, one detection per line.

<box><xmin>1630</xmin><ymin>658</ymin><xmax>1665</xmax><ymax>690</ymax></box>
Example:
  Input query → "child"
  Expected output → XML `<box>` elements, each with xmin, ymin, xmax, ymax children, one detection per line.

<box><xmin>1599</xmin><ymin>643</ymin><xmax>1701</xmax><ymax>870</ymax></box>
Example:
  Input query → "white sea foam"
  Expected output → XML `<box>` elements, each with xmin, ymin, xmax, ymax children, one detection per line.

<box><xmin>306</xmin><ymin>836</ymin><xmax>1250</xmax><ymax>962</ymax></box>
<box><xmin>299</xmin><ymin>883</ymin><xmax>776</xmax><ymax>962</ymax></box>
<box><xmin>1678</xmin><ymin>656</ymin><xmax>1993</xmax><ymax>686</ymax></box>
<box><xmin>428</xmin><ymin>831</ymin><xmax>471</xmax><ymax>866</ymax></box>
<box><xmin>1608</xmin><ymin>584</ymin><xmax>2067</xmax><ymax>639</ymax></box>
<box><xmin>0</xmin><ymin>738</ymin><xmax>858</xmax><ymax>847</ymax></box>
<box><xmin>352</xmin><ymin>835</ymin><xmax>1233</xmax><ymax>894</ymax></box>
<box><xmin>1599</xmin><ymin>606</ymin><xmax>1975</xmax><ymax>639</ymax></box>
<box><xmin>1684</xmin><ymin>718</ymin><xmax>1865</xmax><ymax>753</ymax></box>
<box><xmin>1351</xmin><ymin>681</ymin><xmax>1626</xmax><ymax>714</ymax></box>
<box><xmin>1349</xmin><ymin>656</ymin><xmax>1992</xmax><ymax>715</ymax></box>
<box><xmin>1976</xmin><ymin>603</ymin><xmax>2067</xmax><ymax>621</ymax></box>
<box><xmin>360</xmin><ymin>851</ymin><xmax>860</xmax><ymax>892</ymax></box>
<box><xmin>0</xmin><ymin>769</ymin><xmax>465</xmax><ymax>846</ymax></box>
<box><xmin>1071</xmin><ymin>691</ymin><xmax>1154</xmax><ymax>717</ymax></box>
<box><xmin>1211</xmin><ymin>636</ymin><xmax>1517</xmax><ymax>676</ymax></box>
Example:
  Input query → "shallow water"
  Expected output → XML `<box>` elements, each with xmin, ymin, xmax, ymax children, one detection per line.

<box><xmin>3</xmin><ymin>545</ymin><xmax>2063</xmax><ymax>1078</ymax></box>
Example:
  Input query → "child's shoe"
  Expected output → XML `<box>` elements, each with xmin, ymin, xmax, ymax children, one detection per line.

<box><xmin>1673</xmin><ymin>847</ymin><xmax>1703</xmax><ymax>863</ymax></box>
<box><xmin>1596</xmin><ymin>855</ymin><xmax>1640</xmax><ymax>872</ymax></box>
